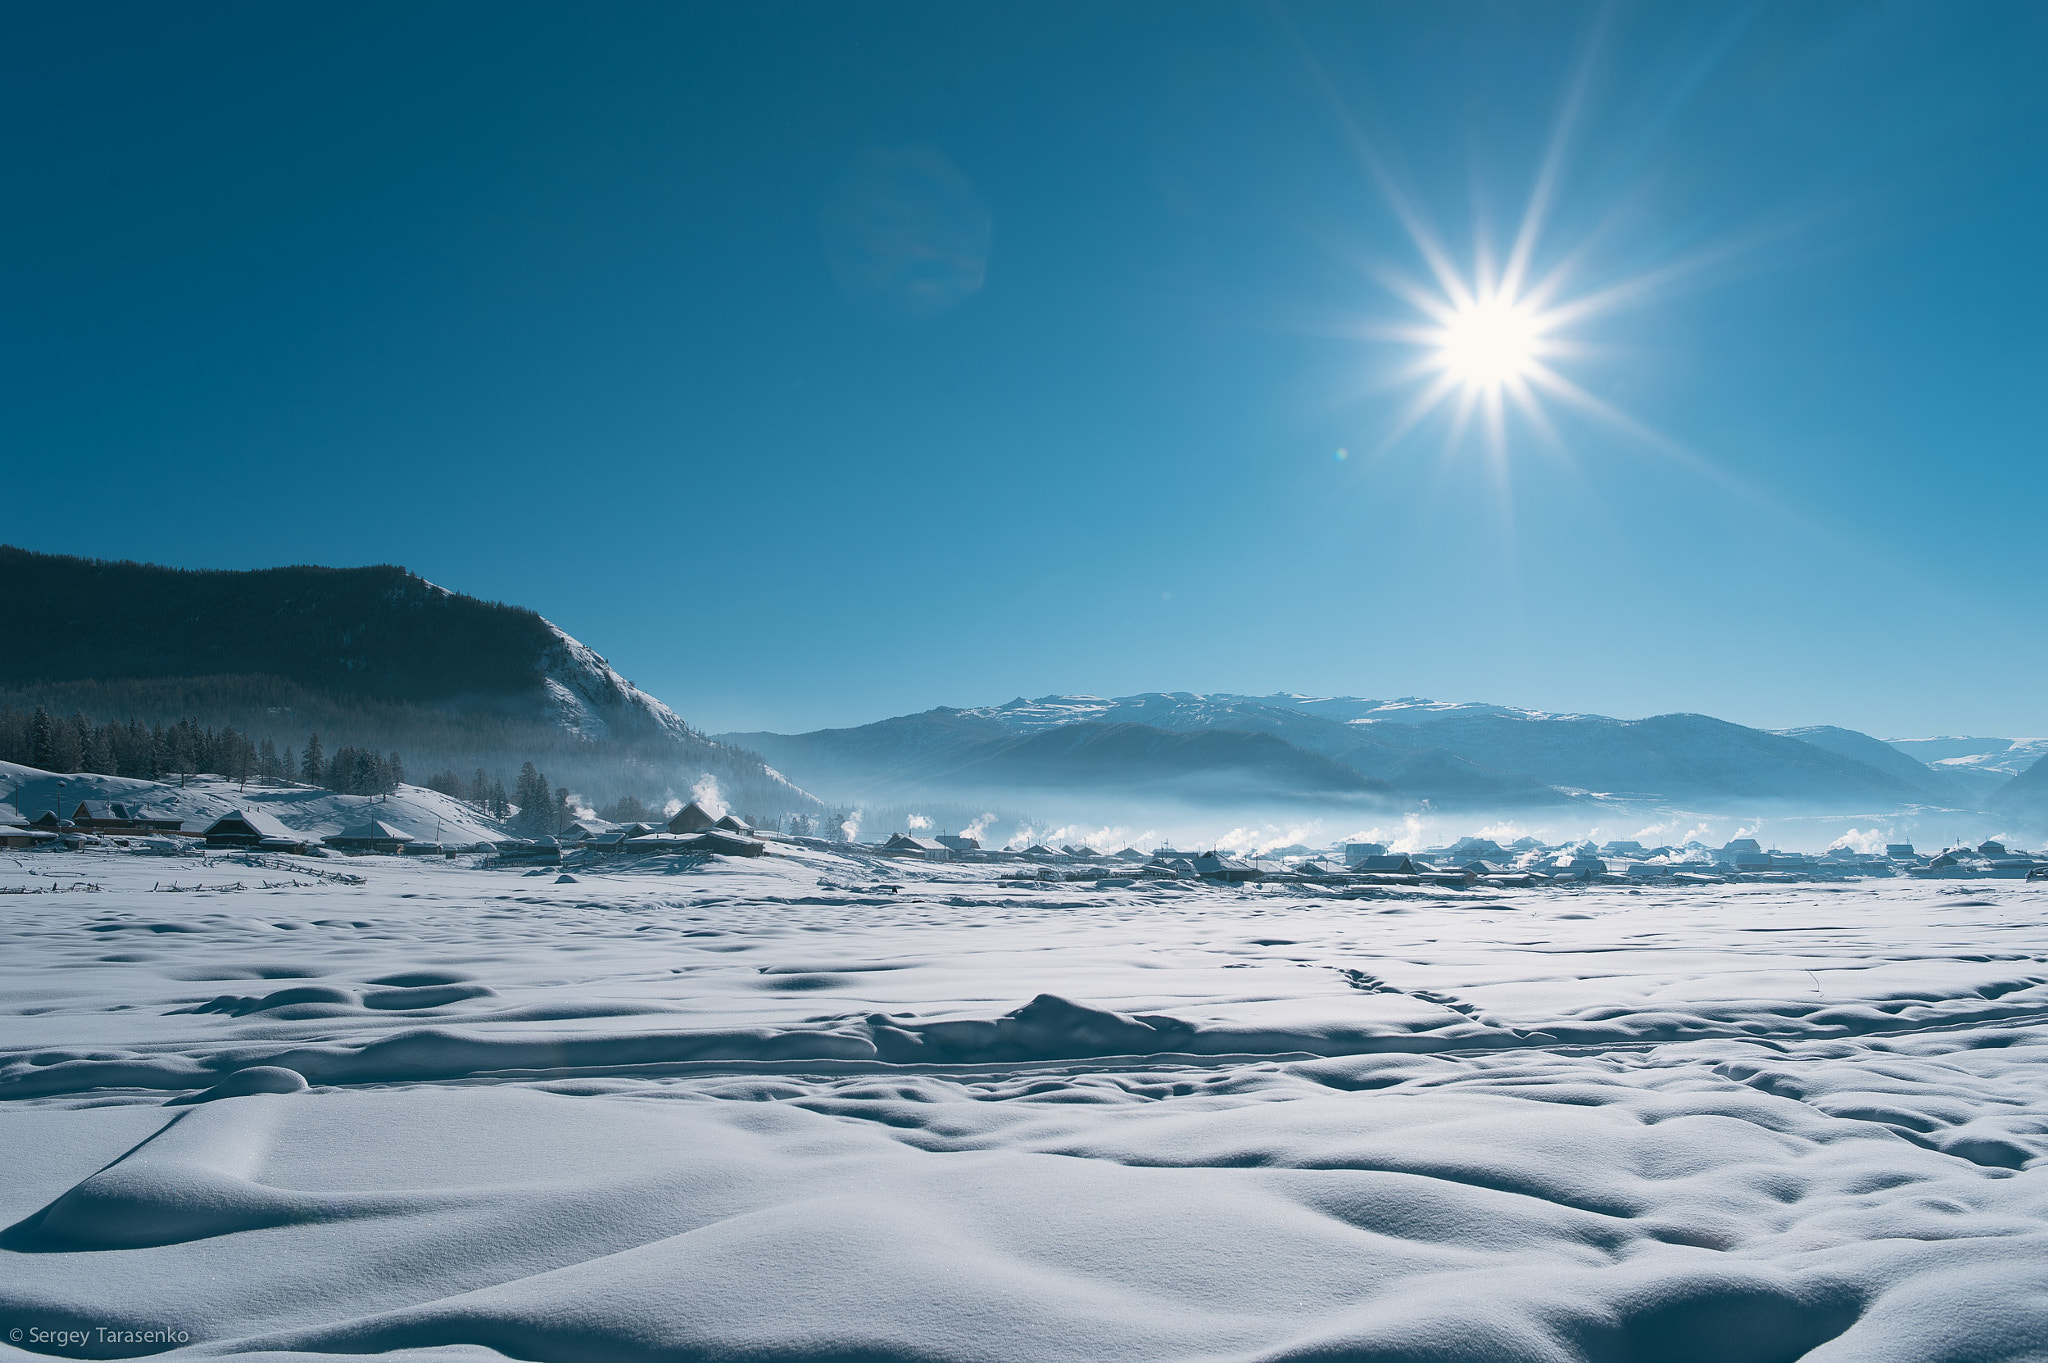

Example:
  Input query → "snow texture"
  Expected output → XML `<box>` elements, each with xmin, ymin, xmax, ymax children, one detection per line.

<box><xmin>2</xmin><ymin>843</ymin><xmax>2046</xmax><ymax>1361</ymax></box>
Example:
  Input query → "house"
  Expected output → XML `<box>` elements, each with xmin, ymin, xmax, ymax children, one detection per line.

<box><xmin>1021</xmin><ymin>844</ymin><xmax>1061</xmax><ymax>858</ymax></box>
<box><xmin>201</xmin><ymin>808</ymin><xmax>305</xmax><ymax>850</ymax></box>
<box><xmin>1886</xmin><ymin>844</ymin><xmax>1916</xmax><ymax>860</ymax></box>
<box><xmin>323</xmin><ymin>819</ymin><xmax>416</xmax><ymax>854</ymax></box>
<box><xmin>71</xmin><ymin>802</ymin><xmax>131</xmax><ymax>829</ymax></box>
<box><xmin>666</xmin><ymin>802</ymin><xmax>722</xmax><ymax>834</ymax></box>
<box><xmin>559</xmin><ymin>818</ymin><xmax>614</xmax><ymax>841</ymax></box>
<box><xmin>624</xmin><ymin>829</ymin><xmax>766</xmax><ymax>858</ymax></box>
<box><xmin>1462</xmin><ymin>859</ymin><xmax>1511</xmax><ymax>877</ymax></box>
<box><xmin>1718</xmin><ymin>839</ymin><xmax>1771</xmax><ymax>868</ymax></box>
<box><xmin>885</xmin><ymin>833</ymin><xmax>949</xmax><ymax>860</ymax></box>
<box><xmin>1344</xmin><ymin>842</ymin><xmax>1389</xmax><ymax>867</ymax></box>
<box><xmin>1113</xmin><ymin>847</ymin><xmax>1149</xmax><ymax>862</ymax></box>
<box><xmin>1</xmin><ymin>827</ymin><xmax>53</xmax><ymax>849</ymax></box>
<box><xmin>70</xmin><ymin>801</ymin><xmax>184</xmax><ymax>832</ymax></box>
<box><xmin>1355</xmin><ymin>854</ymin><xmax>1419</xmax><ymax>875</ymax></box>
<box><xmin>1978</xmin><ymin>841</ymin><xmax>2009</xmax><ymax>857</ymax></box>
<box><xmin>716</xmin><ymin>814</ymin><xmax>754</xmax><ymax>834</ymax></box>
<box><xmin>1192</xmin><ymin>853</ymin><xmax>1263</xmax><ymax>882</ymax></box>
<box><xmin>936</xmin><ymin>834</ymin><xmax>981</xmax><ymax>853</ymax></box>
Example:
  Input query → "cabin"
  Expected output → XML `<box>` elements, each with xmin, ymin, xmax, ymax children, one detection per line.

<box><xmin>1192</xmin><ymin>853</ymin><xmax>1263</xmax><ymax>882</ymax></box>
<box><xmin>1355</xmin><ymin>854</ymin><xmax>1419</xmax><ymax>875</ymax></box>
<box><xmin>624</xmin><ymin>829</ymin><xmax>766</xmax><ymax>858</ymax></box>
<box><xmin>936</xmin><ymin>834</ymin><xmax>981</xmax><ymax>853</ymax></box>
<box><xmin>715</xmin><ymin>814</ymin><xmax>754</xmax><ymax>834</ymax></box>
<box><xmin>201</xmin><ymin>808</ymin><xmax>306</xmax><ymax>850</ymax></box>
<box><xmin>323</xmin><ymin>819</ymin><xmax>416</xmax><ymax>854</ymax></box>
<box><xmin>667</xmin><ymin>801</ymin><xmax>722</xmax><ymax>833</ymax></box>
<box><xmin>885</xmin><ymin>833</ymin><xmax>949</xmax><ymax>860</ymax></box>
<box><xmin>1886</xmin><ymin>844</ymin><xmax>1916</xmax><ymax>860</ymax></box>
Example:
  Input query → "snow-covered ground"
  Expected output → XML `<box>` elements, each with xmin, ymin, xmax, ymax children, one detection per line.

<box><xmin>0</xmin><ymin>763</ymin><xmax>509</xmax><ymax>846</ymax></box>
<box><xmin>2</xmin><ymin>843</ymin><xmax>2045</xmax><ymax>1360</ymax></box>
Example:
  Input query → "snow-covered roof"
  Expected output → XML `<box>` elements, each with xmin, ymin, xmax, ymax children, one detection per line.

<box><xmin>204</xmin><ymin>808</ymin><xmax>299</xmax><ymax>841</ymax></box>
<box><xmin>329</xmin><ymin>819</ymin><xmax>415</xmax><ymax>843</ymax></box>
<box><xmin>668</xmin><ymin>801</ymin><xmax>720</xmax><ymax>833</ymax></box>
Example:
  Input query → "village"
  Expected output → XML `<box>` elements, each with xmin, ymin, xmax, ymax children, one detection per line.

<box><xmin>6</xmin><ymin>789</ymin><xmax>2045</xmax><ymax>885</ymax></box>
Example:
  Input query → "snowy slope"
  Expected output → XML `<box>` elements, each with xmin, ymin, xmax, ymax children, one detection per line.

<box><xmin>1</xmin><ymin>849</ymin><xmax>2046</xmax><ymax>1360</ymax></box>
<box><xmin>0</xmin><ymin>761</ymin><xmax>508</xmax><ymax>844</ymax></box>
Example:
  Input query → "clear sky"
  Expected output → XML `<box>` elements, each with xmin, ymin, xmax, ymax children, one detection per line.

<box><xmin>5</xmin><ymin>2</ymin><xmax>2045</xmax><ymax>739</ymax></box>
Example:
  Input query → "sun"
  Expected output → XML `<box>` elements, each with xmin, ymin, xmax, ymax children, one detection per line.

<box><xmin>1435</xmin><ymin>295</ymin><xmax>1544</xmax><ymax>392</ymax></box>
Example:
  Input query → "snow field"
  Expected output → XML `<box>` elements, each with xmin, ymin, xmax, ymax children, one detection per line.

<box><xmin>1</xmin><ymin>846</ymin><xmax>2045</xmax><ymax>1361</ymax></box>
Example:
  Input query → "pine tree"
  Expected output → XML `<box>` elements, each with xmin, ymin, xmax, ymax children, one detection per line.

<box><xmin>513</xmin><ymin>762</ymin><xmax>557</xmax><ymax>836</ymax></box>
<box><xmin>301</xmin><ymin>734</ymin><xmax>324</xmax><ymax>785</ymax></box>
<box><xmin>28</xmin><ymin>707</ymin><xmax>55</xmax><ymax>770</ymax></box>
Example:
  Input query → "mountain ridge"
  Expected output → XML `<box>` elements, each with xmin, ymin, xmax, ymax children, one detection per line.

<box><xmin>0</xmin><ymin>546</ymin><xmax>817</xmax><ymax>818</ymax></box>
<box><xmin>721</xmin><ymin>690</ymin><xmax>1984</xmax><ymax>814</ymax></box>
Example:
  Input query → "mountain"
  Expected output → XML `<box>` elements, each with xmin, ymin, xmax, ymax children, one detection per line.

<box><xmin>0</xmin><ymin>546</ymin><xmax>817</xmax><ymax>818</ymax></box>
<box><xmin>725</xmin><ymin>692</ymin><xmax>1967</xmax><ymax>813</ymax></box>
<box><xmin>1776</xmin><ymin>725</ymin><xmax>1972</xmax><ymax>804</ymax></box>
<box><xmin>1989</xmin><ymin>751</ymin><xmax>2048</xmax><ymax>825</ymax></box>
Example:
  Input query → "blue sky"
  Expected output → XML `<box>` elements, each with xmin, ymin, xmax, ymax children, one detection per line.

<box><xmin>5</xmin><ymin>2</ymin><xmax>2045</xmax><ymax>738</ymax></box>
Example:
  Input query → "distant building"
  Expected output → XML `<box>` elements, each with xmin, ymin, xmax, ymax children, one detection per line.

<box><xmin>324</xmin><ymin>820</ymin><xmax>416</xmax><ymax>854</ymax></box>
<box><xmin>1192</xmin><ymin>853</ymin><xmax>1263</xmax><ymax>882</ymax></box>
<box><xmin>885</xmin><ymin>833</ymin><xmax>949</xmax><ymax>859</ymax></box>
<box><xmin>201</xmin><ymin>808</ymin><xmax>304</xmax><ymax>849</ymax></box>
<box><xmin>1355</xmin><ymin>854</ymin><xmax>1418</xmax><ymax>875</ymax></box>
<box><xmin>1887</xmin><ymin>844</ymin><xmax>1916</xmax><ymax>860</ymax></box>
<box><xmin>936</xmin><ymin>834</ymin><xmax>981</xmax><ymax>852</ymax></box>
<box><xmin>1344</xmin><ymin>842</ymin><xmax>1389</xmax><ymax>867</ymax></box>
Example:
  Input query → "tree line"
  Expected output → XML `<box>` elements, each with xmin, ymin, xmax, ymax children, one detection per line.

<box><xmin>0</xmin><ymin>704</ymin><xmax>403</xmax><ymax>796</ymax></box>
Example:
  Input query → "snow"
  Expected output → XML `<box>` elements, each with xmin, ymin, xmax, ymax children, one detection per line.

<box><xmin>0</xmin><ymin>764</ymin><xmax>509</xmax><ymax>846</ymax></box>
<box><xmin>2</xmin><ymin>842</ymin><xmax>2046</xmax><ymax>1360</ymax></box>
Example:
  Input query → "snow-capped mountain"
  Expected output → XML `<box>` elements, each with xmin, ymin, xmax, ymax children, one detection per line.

<box><xmin>723</xmin><ymin>691</ymin><xmax>1995</xmax><ymax>814</ymax></box>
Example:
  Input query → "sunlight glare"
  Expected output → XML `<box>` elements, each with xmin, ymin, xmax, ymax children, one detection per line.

<box><xmin>1437</xmin><ymin>296</ymin><xmax>1542</xmax><ymax>391</ymax></box>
